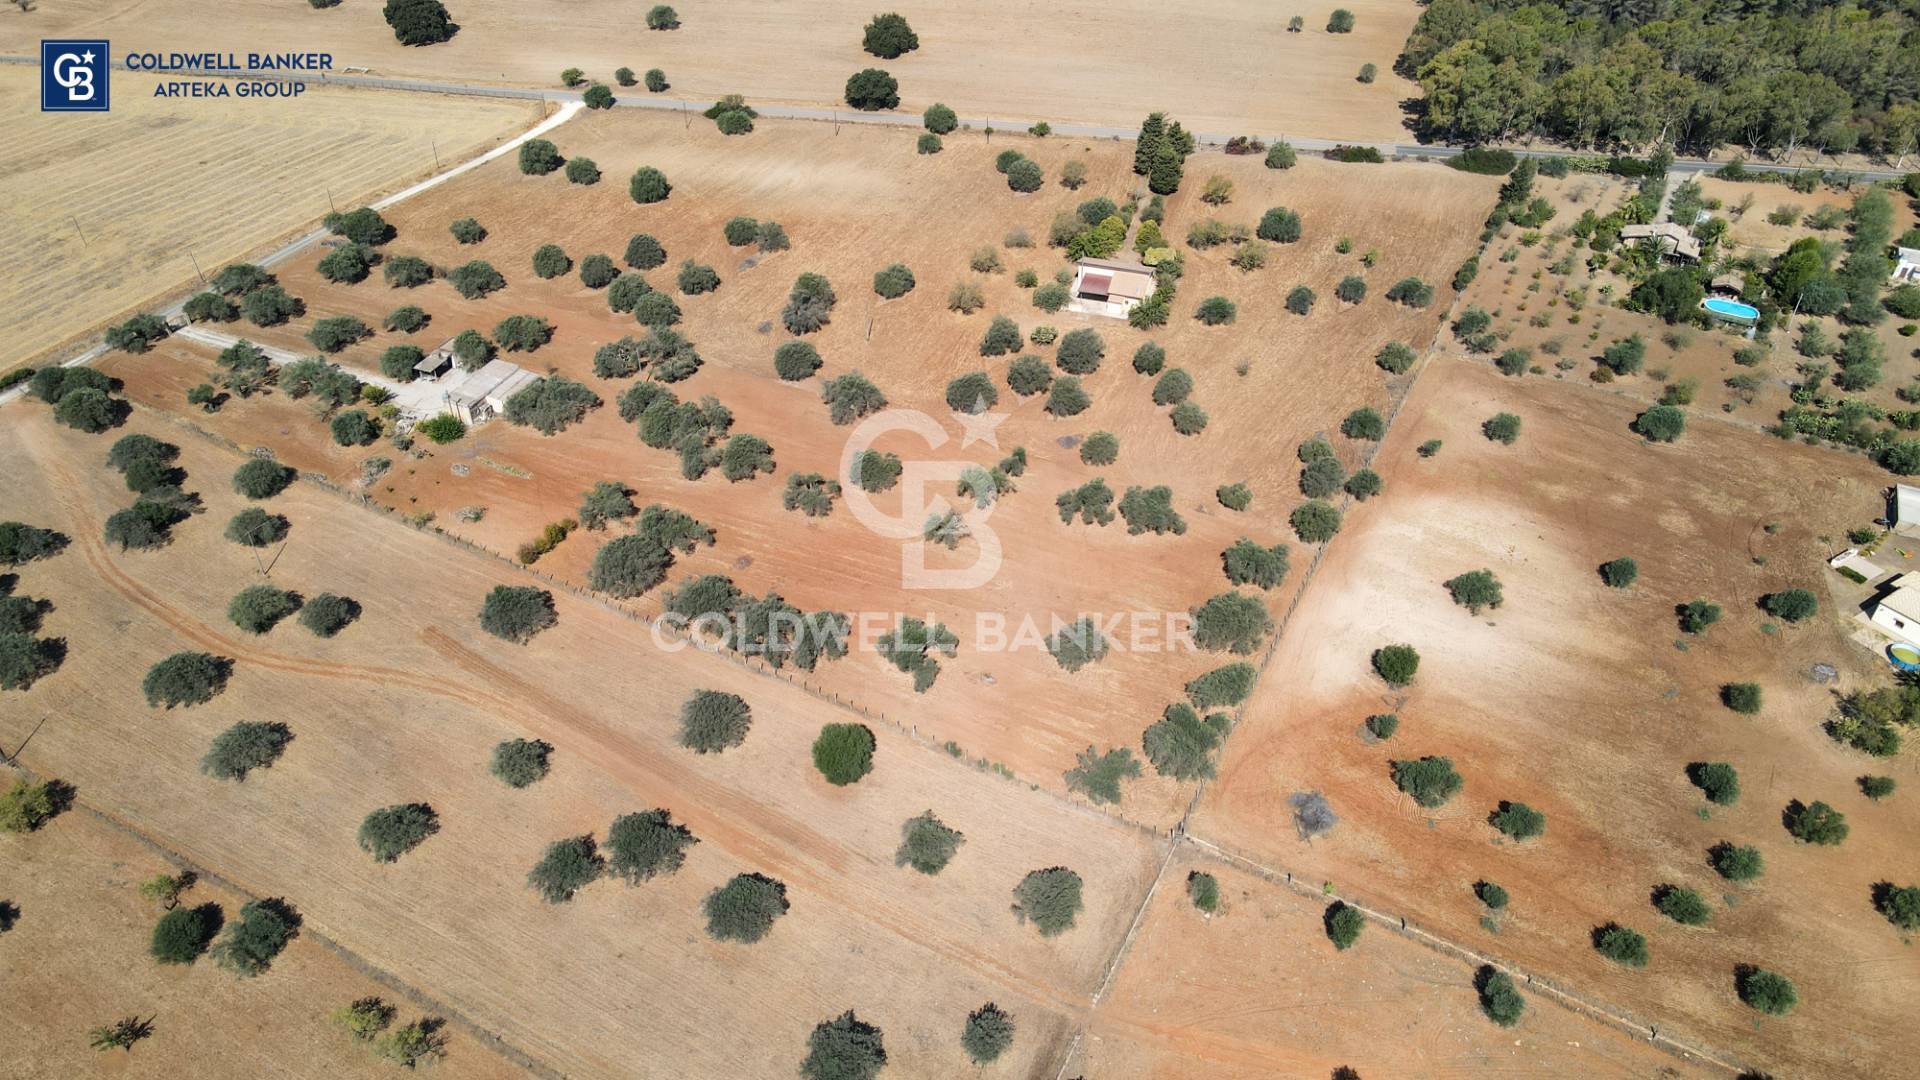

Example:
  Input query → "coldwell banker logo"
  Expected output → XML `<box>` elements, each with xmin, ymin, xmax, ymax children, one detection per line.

<box><xmin>42</xmin><ymin>39</ymin><xmax>111</xmax><ymax>112</ymax></box>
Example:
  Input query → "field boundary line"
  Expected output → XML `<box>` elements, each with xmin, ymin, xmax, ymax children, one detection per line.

<box><xmin>137</xmin><ymin>403</ymin><xmax>1177</xmax><ymax>851</ymax></box>
<box><xmin>0</xmin><ymin>761</ymin><xmax>565</xmax><ymax>1080</ymax></box>
<box><xmin>1180</xmin><ymin>832</ymin><xmax>1748</xmax><ymax>1076</ymax></box>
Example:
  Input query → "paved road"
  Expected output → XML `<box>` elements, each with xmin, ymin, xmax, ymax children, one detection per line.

<box><xmin>4</xmin><ymin>53</ymin><xmax>1910</xmax><ymax>182</ymax></box>
<box><xmin>2</xmin><ymin>51</ymin><xmax>1908</xmax><ymax>404</ymax></box>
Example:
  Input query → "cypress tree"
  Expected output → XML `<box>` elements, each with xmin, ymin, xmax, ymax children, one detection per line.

<box><xmin>1134</xmin><ymin>113</ymin><xmax>1166</xmax><ymax>175</ymax></box>
<box><xmin>1149</xmin><ymin>142</ymin><xmax>1184</xmax><ymax>195</ymax></box>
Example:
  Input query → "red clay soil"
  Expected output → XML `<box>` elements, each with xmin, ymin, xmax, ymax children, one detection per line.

<box><xmin>1193</xmin><ymin>357</ymin><xmax>1920</xmax><ymax>1079</ymax></box>
<box><xmin>0</xmin><ymin>405</ymin><xmax>1165</xmax><ymax>1078</ymax></box>
<box><xmin>104</xmin><ymin>107</ymin><xmax>1497</xmax><ymax>827</ymax></box>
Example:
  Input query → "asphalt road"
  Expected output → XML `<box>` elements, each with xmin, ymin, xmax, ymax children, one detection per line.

<box><xmin>5</xmin><ymin>53</ymin><xmax>1910</xmax><ymax>181</ymax></box>
<box><xmin>1</xmin><ymin>52</ymin><xmax>1908</xmax><ymax>398</ymax></box>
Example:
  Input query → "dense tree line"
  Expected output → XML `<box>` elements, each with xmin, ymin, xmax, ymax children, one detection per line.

<box><xmin>1402</xmin><ymin>0</ymin><xmax>1920</xmax><ymax>157</ymax></box>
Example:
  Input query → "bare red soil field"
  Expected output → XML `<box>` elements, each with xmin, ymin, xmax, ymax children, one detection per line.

<box><xmin>0</xmin><ymin>406</ymin><xmax>1167</xmax><ymax>1077</ymax></box>
<box><xmin>1193</xmin><ymin>357</ymin><xmax>1920</xmax><ymax>1078</ymax></box>
<box><xmin>107</xmin><ymin>108</ymin><xmax>1496</xmax><ymax>826</ymax></box>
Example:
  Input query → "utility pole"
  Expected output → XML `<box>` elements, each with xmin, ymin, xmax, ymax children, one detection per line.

<box><xmin>188</xmin><ymin>250</ymin><xmax>207</xmax><ymax>285</ymax></box>
<box><xmin>432</xmin><ymin>137</ymin><xmax>441</xmax><ymax>169</ymax></box>
<box><xmin>69</xmin><ymin>215</ymin><xmax>87</xmax><ymax>246</ymax></box>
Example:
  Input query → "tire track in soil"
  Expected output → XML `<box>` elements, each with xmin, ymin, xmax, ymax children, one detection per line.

<box><xmin>45</xmin><ymin>463</ymin><xmax>1097</xmax><ymax>1030</ymax></box>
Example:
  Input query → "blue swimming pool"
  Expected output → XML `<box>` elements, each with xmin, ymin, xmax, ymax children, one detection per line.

<box><xmin>1702</xmin><ymin>297</ymin><xmax>1759</xmax><ymax>323</ymax></box>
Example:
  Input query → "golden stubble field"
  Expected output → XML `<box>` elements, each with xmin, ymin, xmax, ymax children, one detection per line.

<box><xmin>104</xmin><ymin>107</ymin><xmax>1497</xmax><ymax>828</ymax></box>
<box><xmin>3</xmin><ymin>0</ymin><xmax>1421</xmax><ymax>140</ymax></box>
<box><xmin>0</xmin><ymin>66</ymin><xmax>539</xmax><ymax>372</ymax></box>
<box><xmin>0</xmin><ymin>406</ymin><xmax>1170</xmax><ymax>1078</ymax></box>
<box><xmin>1</xmin><ymin>800</ymin><xmax>524</xmax><ymax>1079</ymax></box>
<box><xmin>1193</xmin><ymin>358</ymin><xmax>1920</xmax><ymax>1078</ymax></box>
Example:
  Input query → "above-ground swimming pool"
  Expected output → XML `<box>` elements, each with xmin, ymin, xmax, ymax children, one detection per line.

<box><xmin>1702</xmin><ymin>297</ymin><xmax>1760</xmax><ymax>323</ymax></box>
<box><xmin>1891</xmin><ymin>642</ymin><xmax>1920</xmax><ymax>671</ymax></box>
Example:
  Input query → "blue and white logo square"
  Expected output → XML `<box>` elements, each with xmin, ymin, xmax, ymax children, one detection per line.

<box><xmin>42</xmin><ymin>40</ymin><xmax>110</xmax><ymax>112</ymax></box>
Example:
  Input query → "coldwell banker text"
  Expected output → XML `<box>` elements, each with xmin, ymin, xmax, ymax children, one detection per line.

<box><xmin>124</xmin><ymin>51</ymin><xmax>333</xmax><ymax>98</ymax></box>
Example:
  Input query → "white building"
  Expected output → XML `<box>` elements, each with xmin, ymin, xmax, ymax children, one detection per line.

<box><xmin>1068</xmin><ymin>257</ymin><xmax>1156</xmax><ymax>319</ymax></box>
<box><xmin>1869</xmin><ymin>572</ymin><xmax>1920</xmax><ymax>645</ymax></box>
<box><xmin>1895</xmin><ymin>247</ymin><xmax>1920</xmax><ymax>283</ymax></box>
<box><xmin>1894</xmin><ymin>484</ymin><xmax>1920</xmax><ymax>538</ymax></box>
<box><xmin>443</xmin><ymin>359</ymin><xmax>540</xmax><ymax>425</ymax></box>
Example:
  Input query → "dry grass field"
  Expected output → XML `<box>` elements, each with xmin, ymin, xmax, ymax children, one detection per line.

<box><xmin>1069</xmin><ymin>848</ymin><xmax>1705</xmax><ymax>1078</ymax></box>
<box><xmin>0</xmin><ymin>800</ymin><xmax>523</xmax><ymax>1079</ymax></box>
<box><xmin>1192</xmin><ymin>357</ymin><xmax>1920</xmax><ymax>1078</ymax></box>
<box><xmin>0</xmin><ymin>405</ymin><xmax>1167</xmax><ymax>1077</ymax></box>
<box><xmin>102</xmin><ymin>107</ymin><xmax>1495</xmax><ymax>828</ymax></box>
<box><xmin>1</xmin><ymin>0</ymin><xmax>1421</xmax><ymax>139</ymax></box>
<box><xmin>0</xmin><ymin>66</ymin><xmax>538</xmax><ymax>371</ymax></box>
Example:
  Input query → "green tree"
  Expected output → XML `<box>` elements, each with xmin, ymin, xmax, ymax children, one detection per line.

<box><xmin>0</xmin><ymin>778</ymin><xmax>61</xmax><ymax>832</ymax></box>
<box><xmin>358</xmin><ymin>804</ymin><xmax>439</xmax><ymax>863</ymax></box>
<box><xmin>961</xmin><ymin>1003</ymin><xmax>1015</xmax><ymax>1064</ymax></box>
<box><xmin>1012</xmin><ymin>867</ymin><xmax>1083</xmax><ymax>936</ymax></box>
<box><xmin>1476</xmin><ymin>966</ymin><xmax>1524</xmax><ymax>1026</ymax></box>
<box><xmin>517</xmin><ymin>138</ymin><xmax>562</xmax><ymax>176</ymax></box>
<box><xmin>1710</xmin><ymin>842</ymin><xmax>1763</xmax><ymax>881</ymax></box>
<box><xmin>1187</xmin><ymin>871</ymin><xmax>1220</xmax><ymax>914</ymax></box>
<box><xmin>606</xmin><ymin>809</ymin><xmax>698</xmax><ymax>883</ymax></box>
<box><xmin>478</xmin><ymin>585</ymin><xmax>557</xmax><ymax>643</ymax></box>
<box><xmin>1634</xmin><ymin>404</ymin><xmax>1686</xmax><ymax>442</ymax></box>
<box><xmin>382</xmin><ymin>0</ymin><xmax>456</xmax><ymax>45</ymax></box>
<box><xmin>527</xmin><ymin>836</ymin><xmax>603</xmax><ymax>903</ymax></box>
<box><xmin>1721</xmin><ymin>682</ymin><xmax>1763</xmax><ymax>714</ymax></box>
<box><xmin>202</xmin><ymin>721</ymin><xmax>292</xmax><ymax>781</ymax></box>
<box><xmin>151</xmin><ymin>905</ymin><xmax>213</xmax><ymax>964</ymax></box>
<box><xmin>844</xmin><ymin>68</ymin><xmax>899</xmax><ymax>110</ymax></box>
<box><xmin>863</xmin><ymin>12</ymin><xmax>918</xmax><ymax>58</ymax></box>
<box><xmin>1143</xmin><ymin>703</ymin><xmax>1232</xmax><ymax>779</ymax></box>
<box><xmin>1600</xmin><ymin>557</ymin><xmax>1638</xmax><ymax>588</ymax></box>
<box><xmin>1763</xmin><ymin>589</ymin><xmax>1817</xmax><ymax>623</ymax></box>
<box><xmin>1654</xmin><ymin>885</ymin><xmax>1712</xmax><ymax>926</ymax></box>
<box><xmin>1291</xmin><ymin>500</ymin><xmax>1342</xmax><ymax>543</ymax></box>
<box><xmin>1482</xmin><ymin>412</ymin><xmax>1521</xmax><ymax>444</ymax></box>
<box><xmin>1063</xmin><ymin>745</ymin><xmax>1141</xmax><ymax>804</ymax></box>
<box><xmin>1489</xmin><ymin>800</ymin><xmax>1546</xmax><ymax>840</ymax></box>
<box><xmin>1593</xmin><ymin>923</ymin><xmax>1648</xmax><ymax>967</ymax></box>
<box><xmin>896</xmin><ymin>810</ymin><xmax>965</xmax><ymax>875</ymax></box>
<box><xmin>680</xmin><ymin>689</ymin><xmax>752</xmax><ymax>753</ymax></box>
<box><xmin>1784</xmin><ymin>799</ymin><xmax>1847</xmax><ymax>845</ymax></box>
<box><xmin>704</xmin><ymin>873</ymin><xmax>789</xmax><ymax>942</ymax></box>
<box><xmin>801</xmin><ymin>1012</ymin><xmax>886</xmax><ymax>1080</ymax></box>
<box><xmin>228</xmin><ymin>586</ymin><xmax>300</xmax><ymax>635</ymax></box>
<box><xmin>491</xmin><ymin>738</ymin><xmax>552</xmax><ymax>788</ymax></box>
<box><xmin>812</xmin><ymin>723</ymin><xmax>876</xmax><ymax>784</ymax></box>
<box><xmin>629</xmin><ymin>167</ymin><xmax>671</xmax><ymax>204</ymax></box>
<box><xmin>1391</xmin><ymin>756</ymin><xmax>1461</xmax><ymax>807</ymax></box>
<box><xmin>1737</xmin><ymin>967</ymin><xmax>1797</xmax><ymax>1016</ymax></box>
<box><xmin>143</xmin><ymin>652</ymin><xmax>230</xmax><ymax>708</ymax></box>
<box><xmin>1688</xmin><ymin>762</ymin><xmax>1740</xmax><ymax>805</ymax></box>
<box><xmin>1445</xmin><ymin>569</ymin><xmax>1503</xmax><ymax>613</ymax></box>
<box><xmin>1325</xmin><ymin>901</ymin><xmax>1365</xmax><ymax>949</ymax></box>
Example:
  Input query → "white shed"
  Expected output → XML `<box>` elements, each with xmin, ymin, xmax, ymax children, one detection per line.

<box><xmin>1869</xmin><ymin>572</ymin><xmax>1920</xmax><ymax>645</ymax></box>
<box><xmin>1068</xmin><ymin>257</ymin><xmax>1156</xmax><ymax>319</ymax></box>
<box><xmin>444</xmin><ymin>359</ymin><xmax>540</xmax><ymax>425</ymax></box>
<box><xmin>1894</xmin><ymin>246</ymin><xmax>1920</xmax><ymax>283</ymax></box>
<box><xmin>1895</xmin><ymin>484</ymin><xmax>1920</xmax><ymax>538</ymax></box>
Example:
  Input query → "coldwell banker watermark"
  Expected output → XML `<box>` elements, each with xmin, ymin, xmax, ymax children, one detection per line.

<box><xmin>647</xmin><ymin>403</ymin><xmax>1196</xmax><ymax>663</ymax></box>
<box><xmin>41</xmin><ymin>40</ymin><xmax>110</xmax><ymax>111</ymax></box>
<box><xmin>125</xmin><ymin>50</ymin><xmax>332</xmax><ymax>98</ymax></box>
